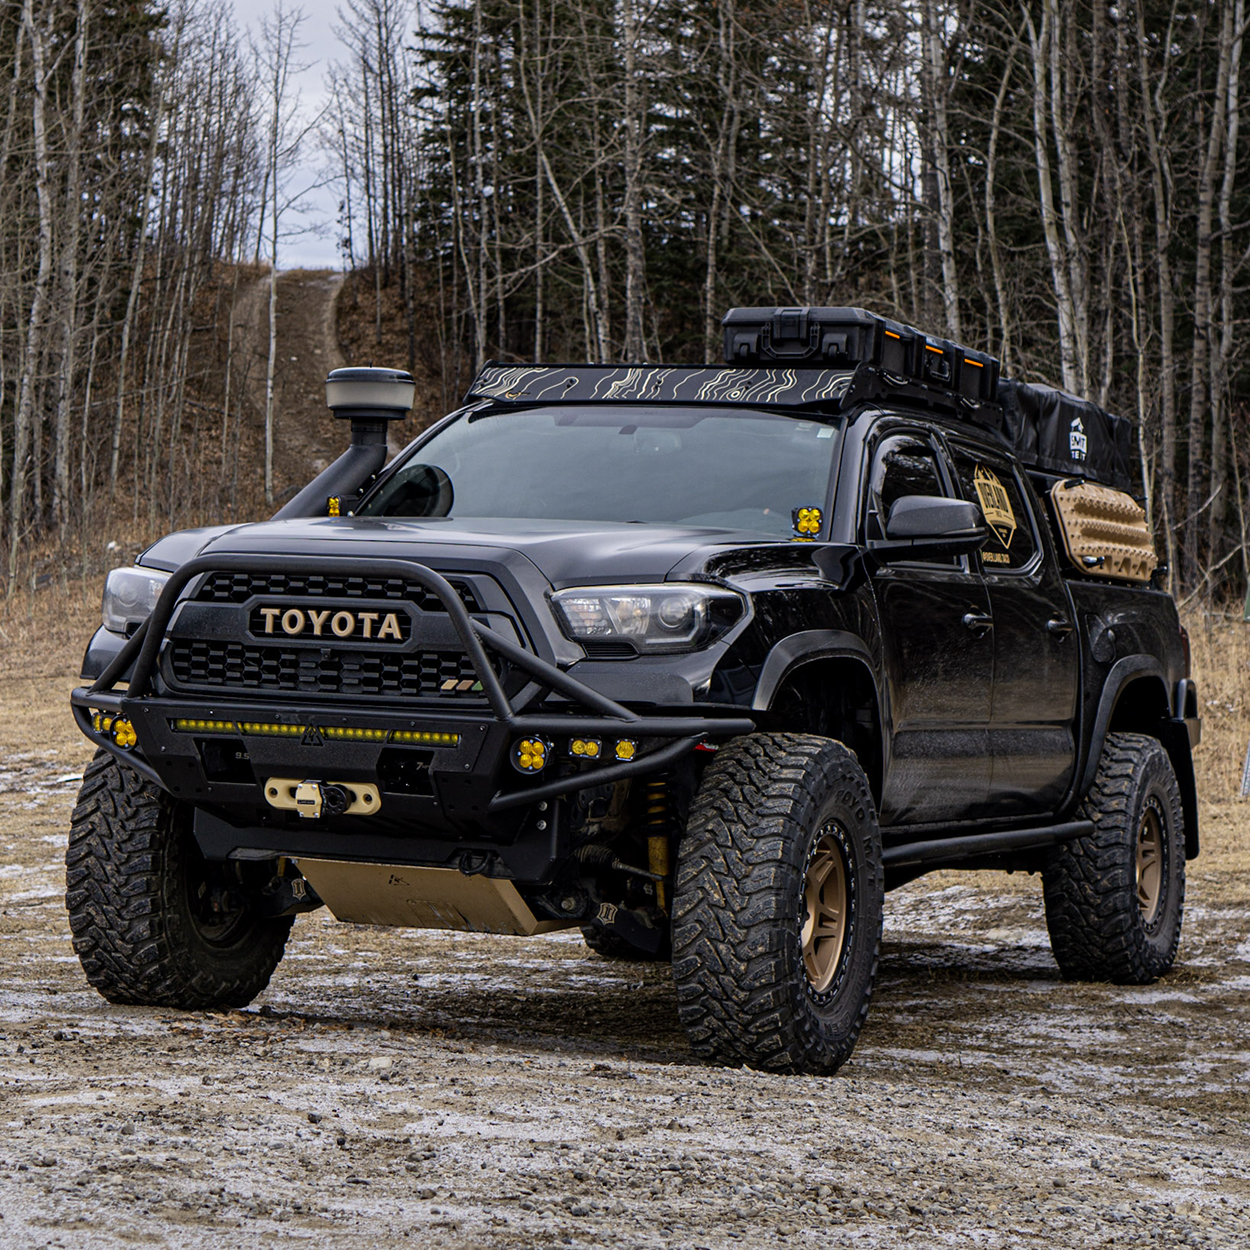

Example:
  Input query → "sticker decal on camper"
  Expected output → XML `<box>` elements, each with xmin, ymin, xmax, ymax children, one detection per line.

<box><xmin>1070</xmin><ymin>415</ymin><xmax>1088</xmax><ymax>461</ymax></box>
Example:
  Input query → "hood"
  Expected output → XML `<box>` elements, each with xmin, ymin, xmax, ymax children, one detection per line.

<box><xmin>139</xmin><ymin>516</ymin><xmax>785</xmax><ymax>587</ymax></box>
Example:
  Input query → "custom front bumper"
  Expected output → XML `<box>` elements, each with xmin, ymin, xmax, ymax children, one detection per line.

<box><xmin>72</xmin><ymin>555</ymin><xmax>753</xmax><ymax>873</ymax></box>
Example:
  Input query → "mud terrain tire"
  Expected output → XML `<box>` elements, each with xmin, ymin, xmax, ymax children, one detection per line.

<box><xmin>66</xmin><ymin>749</ymin><xmax>292</xmax><ymax>1009</ymax></box>
<box><xmin>671</xmin><ymin>733</ymin><xmax>883</xmax><ymax>1075</ymax></box>
<box><xmin>1043</xmin><ymin>732</ymin><xmax>1185</xmax><ymax>984</ymax></box>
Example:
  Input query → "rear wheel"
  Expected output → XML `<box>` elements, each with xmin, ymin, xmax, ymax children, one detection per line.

<box><xmin>671</xmin><ymin>733</ymin><xmax>883</xmax><ymax>1075</ymax></box>
<box><xmin>66</xmin><ymin>749</ymin><xmax>292</xmax><ymax>1009</ymax></box>
<box><xmin>1043</xmin><ymin>732</ymin><xmax>1185</xmax><ymax>984</ymax></box>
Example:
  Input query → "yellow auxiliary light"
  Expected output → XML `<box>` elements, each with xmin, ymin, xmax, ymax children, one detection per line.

<box><xmin>171</xmin><ymin>719</ymin><xmax>461</xmax><ymax>748</ymax></box>
<box><xmin>614</xmin><ymin>739</ymin><xmax>638</xmax><ymax>762</ymax></box>
<box><xmin>322</xmin><ymin>726</ymin><xmax>389</xmax><ymax>743</ymax></box>
<box><xmin>792</xmin><ymin>505</ymin><xmax>823</xmax><ymax>539</ymax></box>
<box><xmin>391</xmin><ymin>730</ymin><xmax>461</xmax><ymax>748</ymax></box>
<box><xmin>239</xmin><ymin>721</ymin><xmax>306</xmax><ymax>737</ymax></box>
<box><xmin>92</xmin><ymin>713</ymin><xmax>137</xmax><ymax>750</ymax></box>
<box><xmin>569</xmin><ymin>737</ymin><xmax>602</xmax><ymax>759</ymax></box>
<box><xmin>512</xmin><ymin>737</ymin><xmax>549</xmax><ymax>773</ymax></box>
<box><xmin>173</xmin><ymin>718</ymin><xmax>239</xmax><ymax>735</ymax></box>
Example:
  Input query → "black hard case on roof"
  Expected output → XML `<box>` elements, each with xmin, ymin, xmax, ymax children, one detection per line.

<box><xmin>721</xmin><ymin>307</ymin><xmax>1000</xmax><ymax>404</ymax></box>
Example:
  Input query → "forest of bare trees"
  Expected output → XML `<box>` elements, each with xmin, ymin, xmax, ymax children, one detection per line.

<box><xmin>3</xmin><ymin>0</ymin><xmax>1250</xmax><ymax>602</ymax></box>
<box><xmin>0</xmin><ymin>0</ymin><xmax>268</xmax><ymax>593</ymax></box>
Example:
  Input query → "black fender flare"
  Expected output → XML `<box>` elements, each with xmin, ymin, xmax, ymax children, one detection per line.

<box><xmin>1076</xmin><ymin>654</ymin><xmax>1199</xmax><ymax>859</ymax></box>
<box><xmin>751</xmin><ymin>629</ymin><xmax>880</xmax><ymax>714</ymax></box>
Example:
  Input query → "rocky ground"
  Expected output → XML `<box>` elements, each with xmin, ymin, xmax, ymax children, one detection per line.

<box><xmin>1</xmin><ymin>669</ymin><xmax>1248</xmax><ymax>1249</ymax></box>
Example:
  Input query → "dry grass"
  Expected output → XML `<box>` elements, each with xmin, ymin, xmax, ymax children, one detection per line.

<box><xmin>1185</xmin><ymin>606</ymin><xmax>1250</xmax><ymax>799</ymax></box>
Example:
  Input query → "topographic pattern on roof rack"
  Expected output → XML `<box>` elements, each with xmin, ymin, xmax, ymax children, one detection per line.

<box><xmin>466</xmin><ymin>364</ymin><xmax>856</xmax><ymax>407</ymax></box>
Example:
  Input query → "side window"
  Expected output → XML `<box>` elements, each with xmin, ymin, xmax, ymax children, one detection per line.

<box><xmin>865</xmin><ymin>434</ymin><xmax>957</xmax><ymax>564</ymax></box>
<box><xmin>950</xmin><ymin>449</ymin><xmax>1038</xmax><ymax>572</ymax></box>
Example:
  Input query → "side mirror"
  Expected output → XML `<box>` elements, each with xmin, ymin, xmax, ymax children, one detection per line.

<box><xmin>886</xmin><ymin>495</ymin><xmax>981</xmax><ymax>538</ymax></box>
<box><xmin>868</xmin><ymin>495</ymin><xmax>987</xmax><ymax>561</ymax></box>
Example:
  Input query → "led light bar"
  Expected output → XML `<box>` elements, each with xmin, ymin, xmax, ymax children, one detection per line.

<box><xmin>171</xmin><ymin>718</ymin><xmax>460</xmax><ymax>748</ymax></box>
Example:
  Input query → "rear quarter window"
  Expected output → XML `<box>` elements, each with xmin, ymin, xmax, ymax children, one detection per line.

<box><xmin>950</xmin><ymin>450</ymin><xmax>1038</xmax><ymax>572</ymax></box>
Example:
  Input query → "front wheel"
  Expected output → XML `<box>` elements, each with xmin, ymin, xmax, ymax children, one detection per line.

<box><xmin>1043</xmin><ymin>732</ymin><xmax>1185</xmax><ymax>984</ymax></box>
<box><xmin>66</xmin><ymin>749</ymin><xmax>292</xmax><ymax>1009</ymax></box>
<box><xmin>671</xmin><ymin>733</ymin><xmax>883</xmax><ymax>1075</ymax></box>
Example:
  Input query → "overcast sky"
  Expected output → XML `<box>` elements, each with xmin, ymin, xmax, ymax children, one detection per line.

<box><xmin>233</xmin><ymin>0</ymin><xmax>355</xmax><ymax>270</ymax></box>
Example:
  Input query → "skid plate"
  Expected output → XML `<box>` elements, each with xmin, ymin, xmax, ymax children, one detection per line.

<box><xmin>295</xmin><ymin>858</ymin><xmax>573</xmax><ymax>935</ymax></box>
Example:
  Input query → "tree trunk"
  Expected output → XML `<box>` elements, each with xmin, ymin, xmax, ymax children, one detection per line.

<box><xmin>52</xmin><ymin>0</ymin><xmax>91</xmax><ymax>534</ymax></box>
<box><xmin>1185</xmin><ymin>0</ymin><xmax>1234</xmax><ymax>589</ymax></box>
<box><xmin>9</xmin><ymin>0</ymin><xmax>56</xmax><ymax>590</ymax></box>
<box><xmin>622</xmin><ymin>0</ymin><xmax>645</xmax><ymax>361</ymax></box>
<box><xmin>1022</xmin><ymin>2</ymin><xmax>1081</xmax><ymax>392</ymax></box>
<box><xmin>923</xmin><ymin>0</ymin><xmax>962</xmax><ymax>341</ymax></box>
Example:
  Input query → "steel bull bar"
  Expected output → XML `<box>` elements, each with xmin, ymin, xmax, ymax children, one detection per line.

<box><xmin>71</xmin><ymin>554</ymin><xmax>755</xmax><ymax>809</ymax></box>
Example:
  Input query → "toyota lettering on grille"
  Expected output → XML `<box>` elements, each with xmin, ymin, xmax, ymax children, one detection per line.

<box><xmin>250</xmin><ymin>605</ymin><xmax>409</xmax><ymax>641</ymax></box>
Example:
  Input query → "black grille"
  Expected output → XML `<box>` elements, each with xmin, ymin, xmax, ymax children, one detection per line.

<box><xmin>169</xmin><ymin>641</ymin><xmax>485</xmax><ymax>699</ymax></box>
<box><xmin>196</xmin><ymin>570</ymin><xmax>481</xmax><ymax>614</ymax></box>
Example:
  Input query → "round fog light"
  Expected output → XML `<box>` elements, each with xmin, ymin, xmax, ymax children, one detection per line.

<box><xmin>512</xmin><ymin>738</ymin><xmax>549</xmax><ymax>773</ymax></box>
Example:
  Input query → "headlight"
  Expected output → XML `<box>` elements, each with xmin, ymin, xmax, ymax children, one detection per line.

<box><xmin>102</xmin><ymin>566</ymin><xmax>170</xmax><ymax>635</ymax></box>
<box><xmin>551</xmin><ymin>584</ymin><xmax>745</xmax><ymax>654</ymax></box>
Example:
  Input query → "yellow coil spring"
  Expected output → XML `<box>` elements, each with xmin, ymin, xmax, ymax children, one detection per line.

<box><xmin>645</xmin><ymin>778</ymin><xmax>671</xmax><ymax>911</ymax></box>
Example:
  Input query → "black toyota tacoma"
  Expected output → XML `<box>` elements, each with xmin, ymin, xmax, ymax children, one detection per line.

<box><xmin>68</xmin><ymin>307</ymin><xmax>1201</xmax><ymax>1075</ymax></box>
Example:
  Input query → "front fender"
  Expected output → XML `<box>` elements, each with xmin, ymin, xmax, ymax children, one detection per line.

<box><xmin>752</xmin><ymin>629</ymin><xmax>879</xmax><ymax>712</ymax></box>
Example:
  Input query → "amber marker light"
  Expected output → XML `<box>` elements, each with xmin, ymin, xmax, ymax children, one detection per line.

<box><xmin>569</xmin><ymin>737</ymin><xmax>602</xmax><ymax>759</ymax></box>
<box><xmin>792</xmin><ymin>505</ymin><xmax>823</xmax><ymax>538</ymax></box>
<box><xmin>512</xmin><ymin>738</ymin><xmax>549</xmax><ymax>773</ymax></box>
<box><xmin>614</xmin><ymin>739</ymin><xmax>638</xmax><ymax>762</ymax></box>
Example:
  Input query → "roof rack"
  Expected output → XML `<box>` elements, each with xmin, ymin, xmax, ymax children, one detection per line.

<box><xmin>462</xmin><ymin>306</ymin><xmax>1139</xmax><ymax>495</ymax></box>
<box><xmin>465</xmin><ymin>359</ymin><xmax>986</xmax><ymax>416</ymax></box>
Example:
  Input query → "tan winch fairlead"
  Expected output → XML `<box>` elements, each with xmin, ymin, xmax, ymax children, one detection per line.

<box><xmin>1050</xmin><ymin>480</ymin><xmax>1158</xmax><ymax>585</ymax></box>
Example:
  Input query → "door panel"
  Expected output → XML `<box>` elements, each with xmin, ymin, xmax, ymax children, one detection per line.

<box><xmin>875</xmin><ymin>567</ymin><xmax>995</xmax><ymax>824</ymax></box>
<box><xmin>949</xmin><ymin>448</ymin><xmax>1079</xmax><ymax>815</ymax></box>
<box><xmin>866</xmin><ymin>432</ymin><xmax>994</xmax><ymax>825</ymax></box>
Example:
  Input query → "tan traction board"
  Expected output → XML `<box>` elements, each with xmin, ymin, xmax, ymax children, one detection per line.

<box><xmin>1050</xmin><ymin>480</ymin><xmax>1157</xmax><ymax>584</ymax></box>
<box><xmin>295</xmin><ymin>858</ymin><xmax>574</xmax><ymax>935</ymax></box>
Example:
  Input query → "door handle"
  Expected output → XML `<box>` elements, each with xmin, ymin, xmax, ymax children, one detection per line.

<box><xmin>1046</xmin><ymin>616</ymin><xmax>1074</xmax><ymax>637</ymax></box>
<box><xmin>962</xmin><ymin>611</ymin><xmax>993</xmax><ymax>635</ymax></box>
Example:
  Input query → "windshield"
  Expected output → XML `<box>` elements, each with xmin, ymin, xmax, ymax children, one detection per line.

<box><xmin>359</xmin><ymin>405</ymin><xmax>840</xmax><ymax>538</ymax></box>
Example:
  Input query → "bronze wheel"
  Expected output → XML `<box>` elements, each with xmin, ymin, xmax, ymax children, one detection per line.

<box><xmin>802</xmin><ymin>826</ymin><xmax>849</xmax><ymax>994</ymax></box>
<box><xmin>1136</xmin><ymin>797</ymin><xmax>1164</xmax><ymax>926</ymax></box>
<box><xmin>672</xmin><ymin>733</ymin><xmax>883</xmax><ymax>1075</ymax></box>
<box><xmin>1043</xmin><ymin>732</ymin><xmax>1185</xmax><ymax>984</ymax></box>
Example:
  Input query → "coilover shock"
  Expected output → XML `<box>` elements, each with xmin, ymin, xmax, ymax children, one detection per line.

<box><xmin>644</xmin><ymin>776</ymin><xmax>672</xmax><ymax>911</ymax></box>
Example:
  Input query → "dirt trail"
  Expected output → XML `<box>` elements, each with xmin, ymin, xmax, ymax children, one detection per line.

<box><xmin>1</xmin><ymin>670</ymin><xmax>1249</xmax><ymax>1248</ymax></box>
<box><xmin>230</xmin><ymin>269</ymin><xmax>411</xmax><ymax>508</ymax></box>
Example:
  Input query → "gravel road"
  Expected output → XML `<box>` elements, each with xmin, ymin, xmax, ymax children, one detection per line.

<box><xmin>3</xmin><ymin>675</ymin><xmax>1249</xmax><ymax>1250</ymax></box>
